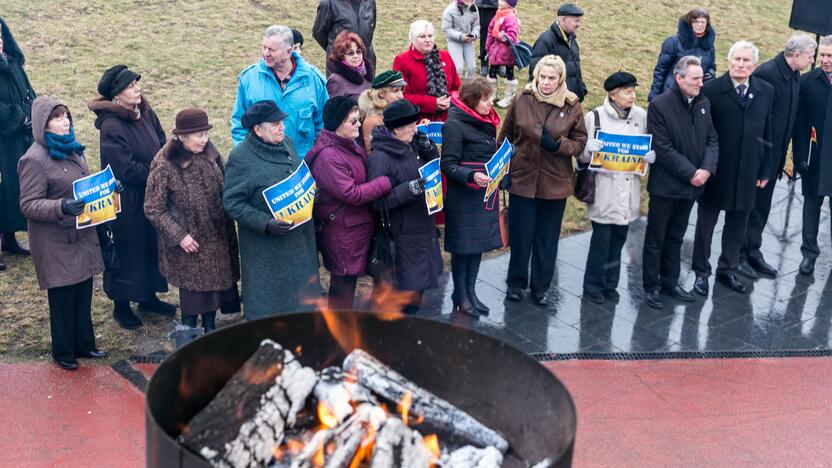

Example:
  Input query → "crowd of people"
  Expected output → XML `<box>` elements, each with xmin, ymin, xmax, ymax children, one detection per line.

<box><xmin>1</xmin><ymin>2</ymin><xmax>831</xmax><ymax>370</ymax></box>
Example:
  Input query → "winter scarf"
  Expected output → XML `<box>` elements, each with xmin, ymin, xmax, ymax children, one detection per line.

<box><xmin>527</xmin><ymin>55</ymin><xmax>576</xmax><ymax>108</ymax></box>
<box><xmin>491</xmin><ymin>8</ymin><xmax>516</xmax><ymax>38</ymax></box>
<box><xmin>423</xmin><ymin>47</ymin><xmax>449</xmax><ymax>98</ymax></box>
<box><xmin>44</xmin><ymin>128</ymin><xmax>85</xmax><ymax>160</ymax></box>
<box><xmin>342</xmin><ymin>60</ymin><xmax>367</xmax><ymax>77</ymax></box>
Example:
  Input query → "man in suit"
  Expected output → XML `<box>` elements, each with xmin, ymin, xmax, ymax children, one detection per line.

<box><xmin>739</xmin><ymin>34</ymin><xmax>817</xmax><ymax>279</ymax></box>
<box><xmin>794</xmin><ymin>35</ymin><xmax>832</xmax><ymax>275</ymax></box>
<box><xmin>692</xmin><ymin>41</ymin><xmax>774</xmax><ymax>295</ymax></box>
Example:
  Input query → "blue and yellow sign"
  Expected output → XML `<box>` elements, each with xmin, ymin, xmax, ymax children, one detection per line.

<box><xmin>418</xmin><ymin>158</ymin><xmax>443</xmax><ymax>215</ymax></box>
<box><xmin>72</xmin><ymin>165</ymin><xmax>120</xmax><ymax>229</ymax></box>
<box><xmin>484</xmin><ymin>139</ymin><xmax>513</xmax><ymax>202</ymax></box>
<box><xmin>262</xmin><ymin>161</ymin><xmax>317</xmax><ymax>229</ymax></box>
<box><xmin>589</xmin><ymin>131</ymin><xmax>652</xmax><ymax>176</ymax></box>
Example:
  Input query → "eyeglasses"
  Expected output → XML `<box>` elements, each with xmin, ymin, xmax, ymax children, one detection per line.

<box><xmin>349</xmin><ymin>116</ymin><xmax>361</xmax><ymax>126</ymax></box>
<box><xmin>344</xmin><ymin>49</ymin><xmax>363</xmax><ymax>57</ymax></box>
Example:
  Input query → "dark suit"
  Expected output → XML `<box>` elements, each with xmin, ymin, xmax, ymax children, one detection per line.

<box><xmin>693</xmin><ymin>73</ymin><xmax>774</xmax><ymax>277</ymax></box>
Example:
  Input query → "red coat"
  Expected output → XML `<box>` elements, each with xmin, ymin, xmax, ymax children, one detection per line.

<box><xmin>392</xmin><ymin>47</ymin><xmax>461</xmax><ymax>122</ymax></box>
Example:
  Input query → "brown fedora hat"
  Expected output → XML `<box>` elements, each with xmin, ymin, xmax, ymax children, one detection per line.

<box><xmin>172</xmin><ymin>108</ymin><xmax>212</xmax><ymax>135</ymax></box>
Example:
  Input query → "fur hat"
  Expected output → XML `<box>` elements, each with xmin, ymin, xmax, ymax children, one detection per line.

<box><xmin>383</xmin><ymin>99</ymin><xmax>421</xmax><ymax>129</ymax></box>
<box><xmin>172</xmin><ymin>108</ymin><xmax>212</xmax><ymax>135</ymax></box>
<box><xmin>323</xmin><ymin>96</ymin><xmax>359</xmax><ymax>132</ymax></box>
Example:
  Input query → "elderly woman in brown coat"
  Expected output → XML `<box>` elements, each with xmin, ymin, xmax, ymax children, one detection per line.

<box><xmin>18</xmin><ymin>96</ymin><xmax>111</xmax><ymax>370</ymax></box>
<box><xmin>144</xmin><ymin>109</ymin><xmax>240</xmax><ymax>332</ymax></box>
<box><xmin>499</xmin><ymin>54</ymin><xmax>587</xmax><ymax>305</ymax></box>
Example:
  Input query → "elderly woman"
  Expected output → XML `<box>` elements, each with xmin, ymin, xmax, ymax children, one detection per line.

<box><xmin>649</xmin><ymin>8</ymin><xmax>716</xmax><ymax>101</ymax></box>
<box><xmin>366</xmin><ymin>99</ymin><xmax>443</xmax><ymax>314</ymax></box>
<box><xmin>442</xmin><ymin>0</ymin><xmax>480</xmax><ymax>79</ymax></box>
<box><xmin>579</xmin><ymin>72</ymin><xmax>655</xmax><ymax>304</ymax></box>
<box><xmin>306</xmin><ymin>96</ymin><xmax>393</xmax><ymax>310</ymax></box>
<box><xmin>145</xmin><ymin>109</ymin><xmax>240</xmax><ymax>331</ymax></box>
<box><xmin>18</xmin><ymin>97</ymin><xmax>111</xmax><ymax>370</ymax></box>
<box><xmin>358</xmin><ymin>70</ymin><xmax>407</xmax><ymax>153</ymax></box>
<box><xmin>88</xmin><ymin>65</ymin><xmax>174</xmax><ymax>330</ymax></box>
<box><xmin>393</xmin><ymin>20</ymin><xmax>462</xmax><ymax>123</ymax></box>
<box><xmin>326</xmin><ymin>31</ymin><xmax>374</xmax><ymax>100</ymax></box>
<box><xmin>441</xmin><ymin>76</ymin><xmax>502</xmax><ymax>316</ymax></box>
<box><xmin>223</xmin><ymin>100</ymin><xmax>321</xmax><ymax>319</ymax></box>
<box><xmin>499</xmin><ymin>55</ymin><xmax>587</xmax><ymax>306</ymax></box>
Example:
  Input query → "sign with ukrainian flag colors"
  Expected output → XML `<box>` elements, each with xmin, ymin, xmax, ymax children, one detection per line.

<box><xmin>589</xmin><ymin>131</ymin><xmax>652</xmax><ymax>176</ymax></box>
<box><xmin>262</xmin><ymin>161</ymin><xmax>317</xmax><ymax>230</ymax></box>
<box><xmin>416</xmin><ymin>122</ymin><xmax>444</xmax><ymax>145</ymax></box>
<box><xmin>72</xmin><ymin>165</ymin><xmax>120</xmax><ymax>229</ymax></box>
<box><xmin>418</xmin><ymin>158</ymin><xmax>443</xmax><ymax>215</ymax></box>
<box><xmin>484</xmin><ymin>139</ymin><xmax>514</xmax><ymax>202</ymax></box>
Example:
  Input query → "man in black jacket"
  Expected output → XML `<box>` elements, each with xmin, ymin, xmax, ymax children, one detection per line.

<box><xmin>642</xmin><ymin>55</ymin><xmax>719</xmax><ymax>309</ymax></box>
<box><xmin>529</xmin><ymin>3</ymin><xmax>587</xmax><ymax>101</ymax></box>
<box><xmin>312</xmin><ymin>0</ymin><xmax>377</xmax><ymax>73</ymax></box>
<box><xmin>794</xmin><ymin>35</ymin><xmax>832</xmax><ymax>275</ymax></box>
<box><xmin>692</xmin><ymin>41</ymin><xmax>774</xmax><ymax>296</ymax></box>
<box><xmin>740</xmin><ymin>34</ymin><xmax>816</xmax><ymax>278</ymax></box>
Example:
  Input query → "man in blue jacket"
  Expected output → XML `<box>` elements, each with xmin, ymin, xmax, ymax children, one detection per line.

<box><xmin>231</xmin><ymin>25</ymin><xmax>328</xmax><ymax>158</ymax></box>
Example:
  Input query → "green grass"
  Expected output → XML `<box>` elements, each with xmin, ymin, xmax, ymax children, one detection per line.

<box><xmin>0</xmin><ymin>0</ymin><xmax>795</xmax><ymax>362</ymax></box>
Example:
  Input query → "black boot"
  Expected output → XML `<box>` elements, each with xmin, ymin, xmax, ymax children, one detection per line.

<box><xmin>113</xmin><ymin>301</ymin><xmax>142</xmax><ymax>330</ymax></box>
<box><xmin>466</xmin><ymin>254</ymin><xmax>489</xmax><ymax>315</ymax></box>
<box><xmin>201</xmin><ymin>312</ymin><xmax>216</xmax><ymax>333</ymax></box>
<box><xmin>451</xmin><ymin>255</ymin><xmax>477</xmax><ymax>316</ymax></box>
<box><xmin>181</xmin><ymin>314</ymin><xmax>197</xmax><ymax>327</ymax></box>
<box><xmin>139</xmin><ymin>296</ymin><xmax>177</xmax><ymax>317</ymax></box>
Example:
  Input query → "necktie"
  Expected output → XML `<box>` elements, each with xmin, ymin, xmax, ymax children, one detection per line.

<box><xmin>828</xmin><ymin>73</ymin><xmax>832</xmax><ymax>85</ymax></box>
<box><xmin>737</xmin><ymin>84</ymin><xmax>747</xmax><ymax>104</ymax></box>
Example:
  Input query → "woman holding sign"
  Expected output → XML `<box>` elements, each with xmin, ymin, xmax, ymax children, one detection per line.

<box><xmin>18</xmin><ymin>96</ymin><xmax>109</xmax><ymax>370</ymax></box>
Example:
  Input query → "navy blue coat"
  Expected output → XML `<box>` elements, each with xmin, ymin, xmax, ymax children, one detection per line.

<box><xmin>752</xmin><ymin>52</ymin><xmax>801</xmax><ymax>180</ymax></box>
<box><xmin>649</xmin><ymin>20</ymin><xmax>716</xmax><ymax>102</ymax></box>
<box><xmin>793</xmin><ymin>68</ymin><xmax>832</xmax><ymax>197</ymax></box>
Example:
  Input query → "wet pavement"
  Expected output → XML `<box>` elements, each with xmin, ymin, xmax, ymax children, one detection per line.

<box><xmin>421</xmin><ymin>179</ymin><xmax>832</xmax><ymax>355</ymax></box>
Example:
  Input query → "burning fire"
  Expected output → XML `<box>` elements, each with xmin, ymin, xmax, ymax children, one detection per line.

<box><xmin>398</xmin><ymin>391</ymin><xmax>413</xmax><ymax>426</ymax></box>
<box><xmin>424</xmin><ymin>434</ymin><xmax>441</xmax><ymax>463</ymax></box>
<box><xmin>318</xmin><ymin>402</ymin><xmax>339</xmax><ymax>429</ymax></box>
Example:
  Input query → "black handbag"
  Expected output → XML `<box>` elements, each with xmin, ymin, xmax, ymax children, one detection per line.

<box><xmin>366</xmin><ymin>200</ymin><xmax>396</xmax><ymax>281</ymax></box>
<box><xmin>96</xmin><ymin>222</ymin><xmax>119</xmax><ymax>271</ymax></box>
<box><xmin>574</xmin><ymin>109</ymin><xmax>600</xmax><ymax>204</ymax></box>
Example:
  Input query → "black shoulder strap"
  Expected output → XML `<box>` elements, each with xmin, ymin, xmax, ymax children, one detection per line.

<box><xmin>592</xmin><ymin>108</ymin><xmax>601</xmax><ymax>137</ymax></box>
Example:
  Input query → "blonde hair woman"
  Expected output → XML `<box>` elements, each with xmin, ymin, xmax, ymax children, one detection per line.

<box><xmin>357</xmin><ymin>70</ymin><xmax>407</xmax><ymax>152</ymax></box>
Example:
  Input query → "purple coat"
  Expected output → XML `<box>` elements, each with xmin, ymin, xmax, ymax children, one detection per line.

<box><xmin>306</xmin><ymin>130</ymin><xmax>392</xmax><ymax>276</ymax></box>
<box><xmin>485</xmin><ymin>12</ymin><xmax>519</xmax><ymax>66</ymax></box>
<box><xmin>326</xmin><ymin>59</ymin><xmax>374</xmax><ymax>100</ymax></box>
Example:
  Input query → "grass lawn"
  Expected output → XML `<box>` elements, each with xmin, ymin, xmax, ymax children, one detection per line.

<box><xmin>0</xmin><ymin>0</ymin><xmax>795</xmax><ymax>362</ymax></box>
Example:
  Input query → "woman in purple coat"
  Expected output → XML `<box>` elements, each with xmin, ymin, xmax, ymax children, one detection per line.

<box><xmin>305</xmin><ymin>96</ymin><xmax>392</xmax><ymax>309</ymax></box>
<box><xmin>326</xmin><ymin>31</ymin><xmax>374</xmax><ymax>100</ymax></box>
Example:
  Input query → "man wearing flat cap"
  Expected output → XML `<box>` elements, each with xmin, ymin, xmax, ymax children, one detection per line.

<box><xmin>529</xmin><ymin>3</ymin><xmax>588</xmax><ymax>101</ymax></box>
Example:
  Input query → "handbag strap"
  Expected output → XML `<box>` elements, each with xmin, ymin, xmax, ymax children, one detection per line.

<box><xmin>592</xmin><ymin>108</ymin><xmax>601</xmax><ymax>137</ymax></box>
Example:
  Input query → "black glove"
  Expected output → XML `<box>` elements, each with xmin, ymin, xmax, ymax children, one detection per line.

<box><xmin>540</xmin><ymin>127</ymin><xmax>561</xmax><ymax>152</ymax></box>
<box><xmin>61</xmin><ymin>198</ymin><xmax>86</xmax><ymax>216</ymax></box>
<box><xmin>499</xmin><ymin>172</ymin><xmax>512</xmax><ymax>190</ymax></box>
<box><xmin>796</xmin><ymin>161</ymin><xmax>809</xmax><ymax>177</ymax></box>
<box><xmin>114</xmin><ymin>179</ymin><xmax>124</xmax><ymax>193</ymax></box>
<box><xmin>265</xmin><ymin>218</ymin><xmax>293</xmax><ymax>236</ymax></box>
<box><xmin>415</xmin><ymin>131</ymin><xmax>433</xmax><ymax>151</ymax></box>
<box><xmin>408</xmin><ymin>178</ymin><xmax>427</xmax><ymax>196</ymax></box>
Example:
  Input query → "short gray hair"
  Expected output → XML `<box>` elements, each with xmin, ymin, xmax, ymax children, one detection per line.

<box><xmin>263</xmin><ymin>25</ymin><xmax>293</xmax><ymax>51</ymax></box>
<box><xmin>408</xmin><ymin>20</ymin><xmax>435</xmax><ymax>44</ymax></box>
<box><xmin>821</xmin><ymin>35</ymin><xmax>832</xmax><ymax>47</ymax></box>
<box><xmin>727</xmin><ymin>40</ymin><xmax>760</xmax><ymax>64</ymax></box>
<box><xmin>674</xmin><ymin>55</ymin><xmax>702</xmax><ymax>78</ymax></box>
<box><xmin>784</xmin><ymin>34</ymin><xmax>817</xmax><ymax>57</ymax></box>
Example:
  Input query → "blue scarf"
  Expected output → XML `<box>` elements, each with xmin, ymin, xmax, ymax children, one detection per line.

<box><xmin>44</xmin><ymin>128</ymin><xmax>85</xmax><ymax>160</ymax></box>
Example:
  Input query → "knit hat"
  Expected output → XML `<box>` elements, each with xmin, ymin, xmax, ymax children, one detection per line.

<box><xmin>97</xmin><ymin>65</ymin><xmax>141</xmax><ymax>100</ymax></box>
<box><xmin>172</xmin><ymin>108</ymin><xmax>212</xmax><ymax>135</ymax></box>
<box><xmin>372</xmin><ymin>70</ymin><xmax>407</xmax><ymax>89</ymax></box>
<box><xmin>323</xmin><ymin>96</ymin><xmax>358</xmax><ymax>132</ymax></box>
<box><xmin>505</xmin><ymin>0</ymin><xmax>519</xmax><ymax>7</ymax></box>
<box><xmin>241</xmin><ymin>100</ymin><xmax>287</xmax><ymax>129</ymax></box>
<box><xmin>603</xmin><ymin>71</ymin><xmax>638</xmax><ymax>92</ymax></box>
<box><xmin>383</xmin><ymin>99</ymin><xmax>421</xmax><ymax>129</ymax></box>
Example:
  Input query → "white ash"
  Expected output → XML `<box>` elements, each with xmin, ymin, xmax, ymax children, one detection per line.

<box><xmin>314</xmin><ymin>366</ymin><xmax>376</xmax><ymax>425</ymax></box>
<box><xmin>440</xmin><ymin>446</ymin><xmax>503</xmax><ymax>468</ymax></box>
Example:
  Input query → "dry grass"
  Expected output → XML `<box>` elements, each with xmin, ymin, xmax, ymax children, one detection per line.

<box><xmin>0</xmin><ymin>0</ymin><xmax>794</xmax><ymax>362</ymax></box>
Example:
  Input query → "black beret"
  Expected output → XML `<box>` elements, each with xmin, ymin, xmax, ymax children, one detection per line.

<box><xmin>98</xmin><ymin>65</ymin><xmax>141</xmax><ymax>100</ymax></box>
<box><xmin>241</xmin><ymin>100</ymin><xmax>287</xmax><ymax>129</ymax></box>
<box><xmin>603</xmin><ymin>71</ymin><xmax>638</xmax><ymax>92</ymax></box>
<box><xmin>383</xmin><ymin>99</ymin><xmax>421</xmax><ymax>129</ymax></box>
<box><xmin>323</xmin><ymin>96</ymin><xmax>358</xmax><ymax>132</ymax></box>
<box><xmin>557</xmin><ymin>3</ymin><xmax>584</xmax><ymax>16</ymax></box>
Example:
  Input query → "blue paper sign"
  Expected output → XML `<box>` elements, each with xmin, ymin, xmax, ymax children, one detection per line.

<box><xmin>418</xmin><ymin>158</ymin><xmax>443</xmax><ymax>215</ymax></box>
<box><xmin>262</xmin><ymin>161</ymin><xmax>317</xmax><ymax>229</ymax></box>
<box><xmin>589</xmin><ymin>131</ymin><xmax>652</xmax><ymax>176</ymax></box>
<box><xmin>417</xmin><ymin>122</ymin><xmax>444</xmax><ymax>145</ymax></box>
<box><xmin>72</xmin><ymin>165</ymin><xmax>120</xmax><ymax>229</ymax></box>
<box><xmin>484</xmin><ymin>139</ymin><xmax>514</xmax><ymax>201</ymax></box>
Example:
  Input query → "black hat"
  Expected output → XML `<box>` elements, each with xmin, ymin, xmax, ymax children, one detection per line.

<box><xmin>603</xmin><ymin>71</ymin><xmax>638</xmax><ymax>92</ymax></box>
<box><xmin>291</xmin><ymin>28</ymin><xmax>304</xmax><ymax>46</ymax></box>
<box><xmin>173</xmin><ymin>108</ymin><xmax>212</xmax><ymax>135</ymax></box>
<box><xmin>241</xmin><ymin>100</ymin><xmax>287</xmax><ymax>129</ymax></box>
<box><xmin>98</xmin><ymin>65</ymin><xmax>141</xmax><ymax>100</ymax></box>
<box><xmin>557</xmin><ymin>3</ymin><xmax>584</xmax><ymax>16</ymax></box>
<box><xmin>323</xmin><ymin>96</ymin><xmax>358</xmax><ymax>132</ymax></box>
<box><xmin>383</xmin><ymin>99</ymin><xmax>421</xmax><ymax>129</ymax></box>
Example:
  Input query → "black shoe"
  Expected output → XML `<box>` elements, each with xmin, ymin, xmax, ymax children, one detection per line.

<box><xmin>452</xmin><ymin>291</ymin><xmax>478</xmax><ymax>317</ymax></box>
<box><xmin>505</xmin><ymin>287</ymin><xmax>522</xmax><ymax>302</ymax></box>
<box><xmin>113</xmin><ymin>302</ymin><xmax>142</xmax><ymax>330</ymax></box>
<box><xmin>716</xmin><ymin>272</ymin><xmax>748</xmax><ymax>293</ymax></box>
<box><xmin>736</xmin><ymin>260</ymin><xmax>759</xmax><ymax>280</ymax></box>
<box><xmin>693</xmin><ymin>276</ymin><xmax>709</xmax><ymax>297</ymax></box>
<box><xmin>467</xmin><ymin>284</ymin><xmax>490</xmax><ymax>315</ymax></box>
<box><xmin>583</xmin><ymin>290</ymin><xmax>605</xmax><ymax>305</ymax></box>
<box><xmin>603</xmin><ymin>289</ymin><xmax>620</xmax><ymax>302</ymax></box>
<box><xmin>747</xmin><ymin>255</ymin><xmax>777</xmax><ymax>277</ymax></box>
<box><xmin>78</xmin><ymin>349</ymin><xmax>107</xmax><ymax>359</ymax></box>
<box><xmin>54</xmin><ymin>359</ymin><xmax>78</xmax><ymax>370</ymax></box>
<box><xmin>799</xmin><ymin>257</ymin><xmax>815</xmax><ymax>276</ymax></box>
<box><xmin>1</xmin><ymin>238</ymin><xmax>30</xmax><ymax>256</ymax></box>
<box><xmin>201</xmin><ymin>312</ymin><xmax>217</xmax><ymax>332</ymax></box>
<box><xmin>645</xmin><ymin>290</ymin><xmax>664</xmax><ymax>309</ymax></box>
<box><xmin>661</xmin><ymin>284</ymin><xmax>695</xmax><ymax>302</ymax></box>
<box><xmin>531</xmin><ymin>292</ymin><xmax>547</xmax><ymax>306</ymax></box>
<box><xmin>139</xmin><ymin>297</ymin><xmax>177</xmax><ymax>317</ymax></box>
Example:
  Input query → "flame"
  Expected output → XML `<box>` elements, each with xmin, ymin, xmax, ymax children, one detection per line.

<box><xmin>318</xmin><ymin>402</ymin><xmax>339</xmax><ymax>429</ymax></box>
<box><xmin>273</xmin><ymin>439</ymin><xmax>304</xmax><ymax>461</ymax></box>
<box><xmin>370</xmin><ymin>282</ymin><xmax>419</xmax><ymax>319</ymax></box>
<box><xmin>349</xmin><ymin>423</ymin><xmax>378</xmax><ymax>468</ymax></box>
<box><xmin>424</xmin><ymin>434</ymin><xmax>440</xmax><ymax>464</ymax></box>
<box><xmin>398</xmin><ymin>391</ymin><xmax>413</xmax><ymax>426</ymax></box>
<box><xmin>313</xmin><ymin>443</ymin><xmax>325</xmax><ymax>467</ymax></box>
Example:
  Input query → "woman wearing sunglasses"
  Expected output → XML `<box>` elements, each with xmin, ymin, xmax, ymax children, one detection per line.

<box><xmin>326</xmin><ymin>31</ymin><xmax>374</xmax><ymax>100</ymax></box>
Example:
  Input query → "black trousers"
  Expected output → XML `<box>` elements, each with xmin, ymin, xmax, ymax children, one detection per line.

<box><xmin>642</xmin><ymin>195</ymin><xmax>695</xmax><ymax>292</ymax></box>
<box><xmin>488</xmin><ymin>65</ymin><xmax>514</xmax><ymax>80</ymax></box>
<box><xmin>478</xmin><ymin>7</ymin><xmax>497</xmax><ymax>65</ymax></box>
<box><xmin>583</xmin><ymin>222</ymin><xmax>629</xmax><ymax>294</ymax></box>
<box><xmin>47</xmin><ymin>278</ymin><xmax>95</xmax><ymax>362</ymax></box>
<box><xmin>506</xmin><ymin>194</ymin><xmax>566</xmax><ymax>294</ymax></box>
<box><xmin>801</xmin><ymin>194</ymin><xmax>832</xmax><ymax>260</ymax></box>
<box><xmin>329</xmin><ymin>274</ymin><xmax>357</xmax><ymax>310</ymax></box>
<box><xmin>692</xmin><ymin>204</ymin><xmax>750</xmax><ymax>277</ymax></box>
<box><xmin>741</xmin><ymin>177</ymin><xmax>778</xmax><ymax>260</ymax></box>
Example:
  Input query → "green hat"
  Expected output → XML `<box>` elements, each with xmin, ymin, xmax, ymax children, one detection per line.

<box><xmin>372</xmin><ymin>70</ymin><xmax>407</xmax><ymax>90</ymax></box>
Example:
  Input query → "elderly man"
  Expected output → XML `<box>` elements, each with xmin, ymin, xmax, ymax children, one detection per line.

<box><xmin>642</xmin><ymin>56</ymin><xmax>719</xmax><ymax>310</ymax></box>
<box><xmin>230</xmin><ymin>25</ymin><xmax>328</xmax><ymax>159</ymax></box>
<box><xmin>740</xmin><ymin>34</ymin><xmax>817</xmax><ymax>278</ymax></box>
<box><xmin>692</xmin><ymin>41</ymin><xmax>774</xmax><ymax>295</ymax></box>
<box><xmin>794</xmin><ymin>35</ymin><xmax>832</xmax><ymax>275</ymax></box>
<box><xmin>312</xmin><ymin>0</ymin><xmax>377</xmax><ymax>72</ymax></box>
<box><xmin>529</xmin><ymin>3</ymin><xmax>587</xmax><ymax>101</ymax></box>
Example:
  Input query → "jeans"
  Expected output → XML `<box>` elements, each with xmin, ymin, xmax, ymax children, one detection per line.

<box><xmin>447</xmin><ymin>40</ymin><xmax>477</xmax><ymax>79</ymax></box>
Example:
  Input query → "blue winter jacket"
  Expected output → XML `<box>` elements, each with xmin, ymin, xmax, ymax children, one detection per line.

<box><xmin>230</xmin><ymin>52</ymin><xmax>328</xmax><ymax>158</ymax></box>
<box><xmin>648</xmin><ymin>20</ymin><xmax>716</xmax><ymax>102</ymax></box>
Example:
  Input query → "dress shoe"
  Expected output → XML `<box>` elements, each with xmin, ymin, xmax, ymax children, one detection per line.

<box><xmin>583</xmin><ymin>290</ymin><xmax>605</xmax><ymax>305</ymax></box>
<box><xmin>716</xmin><ymin>272</ymin><xmax>748</xmax><ymax>293</ymax></box>
<box><xmin>1</xmin><ymin>235</ymin><xmax>30</xmax><ymax>256</ymax></box>
<box><xmin>693</xmin><ymin>276</ymin><xmax>709</xmax><ymax>297</ymax></box>
<box><xmin>139</xmin><ymin>297</ymin><xmax>177</xmax><ymax>317</ymax></box>
<box><xmin>661</xmin><ymin>284</ymin><xmax>695</xmax><ymax>302</ymax></box>
<box><xmin>747</xmin><ymin>255</ymin><xmax>777</xmax><ymax>277</ymax></box>
<box><xmin>799</xmin><ymin>257</ymin><xmax>815</xmax><ymax>276</ymax></box>
<box><xmin>736</xmin><ymin>260</ymin><xmax>759</xmax><ymax>280</ymax></box>
<box><xmin>644</xmin><ymin>290</ymin><xmax>664</xmax><ymax>309</ymax></box>
<box><xmin>505</xmin><ymin>287</ymin><xmax>522</xmax><ymax>302</ymax></box>
<box><xmin>467</xmin><ymin>282</ymin><xmax>490</xmax><ymax>315</ymax></box>
<box><xmin>531</xmin><ymin>292</ymin><xmax>547</xmax><ymax>306</ymax></box>
<box><xmin>78</xmin><ymin>349</ymin><xmax>107</xmax><ymax>359</ymax></box>
<box><xmin>54</xmin><ymin>359</ymin><xmax>78</xmax><ymax>371</ymax></box>
<box><xmin>603</xmin><ymin>289</ymin><xmax>620</xmax><ymax>302</ymax></box>
<box><xmin>452</xmin><ymin>291</ymin><xmax>478</xmax><ymax>317</ymax></box>
<box><xmin>113</xmin><ymin>302</ymin><xmax>143</xmax><ymax>330</ymax></box>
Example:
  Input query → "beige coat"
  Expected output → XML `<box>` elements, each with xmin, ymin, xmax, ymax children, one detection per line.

<box><xmin>18</xmin><ymin>96</ymin><xmax>104</xmax><ymax>290</ymax></box>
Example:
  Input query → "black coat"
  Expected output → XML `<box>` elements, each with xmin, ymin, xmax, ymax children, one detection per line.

<box><xmin>648</xmin><ymin>20</ymin><xmax>717</xmax><ymax>102</ymax></box>
<box><xmin>700</xmin><ymin>73</ymin><xmax>774</xmax><ymax>211</ymax></box>
<box><xmin>793</xmin><ymin>68</ymin><xmax>832</xmax><ymax>197</ymax></box>
<box><xmin>441</xmin><ymin>104</ymin><xmax>502</xmax><ymax>254</ymax></box>
<box><xmin>529</xmin><ymin>21</ymin><xmax>587</xmax><ymax>101</ymax></box>
<box><xmin>0</xmin><ymin>18</ymin><xmax>35</xmax><ymax>233</ymax></box>
<box><xmin>366</xmin><ymin>128</ymin><xmax>443</xmax><ymax>292</ymax></box>
<box><xmin>753</xmin><ymin>52</ymin><xmax>801</xmax><ymax>179</ymax></box>
<box><xmin>312</xmin><ymin>0</ymin><xmax>377</xmax><ymax>70</ymax></box>
<box><xmin>88</xmin><ymin>97</ymin><xmax>168</xmax><ymax>302</ymax></box>
<box><xmin>646</xmin><ymin>85</ymin><xmax>719</xmax><ymax>200</ymax></box>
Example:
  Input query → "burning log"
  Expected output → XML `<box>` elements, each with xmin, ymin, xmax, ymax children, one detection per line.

<box><xmin>343</xmin><ymin>350</ymin><xmax>509</xmax><ymax>453</ymax></box>
<box><xmin>314</xmin><ymin>367</ymin><xmax>376</xmax><ymax>425</ymax></box>
<box><xmin>440</xmin><ymin>446</ymin><xmax>503</xmax><ymax>468</ymax></box>
<box><xmin>179</xmin><ymin>339</ymin><xmax>317</xmax><ymax>468</ymax></box>
<box><xmin>371</xmin><ymin>418</ymin><xmax>434</xmax><ymax>468</ymax></box>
